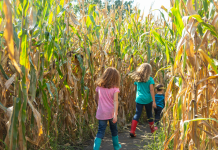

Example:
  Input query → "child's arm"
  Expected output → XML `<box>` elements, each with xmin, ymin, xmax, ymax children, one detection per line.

<box><xmin>150</xmin><ymin>84</ymin><xmax>157</xmax><ymax>108</ymax></box>
<box><xmin>95</xmin><ymin>92</ymin><xmax>99</xmax><ymax>104</ymax></box>
<box><xmin>113</xmin><ymin>92</ymin><xmax>119</xmax><ymax>123</ymax></box>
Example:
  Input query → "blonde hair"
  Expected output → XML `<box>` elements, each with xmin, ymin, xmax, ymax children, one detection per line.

<box><xmin>130</xmin><ymin>63</ymin><xmax>152</xmax><ymax>82</ymax></box>
<box><xmin>96</xmin><ymin>67</ymin><xmax>120</xmax><ymax>88</ymax></box>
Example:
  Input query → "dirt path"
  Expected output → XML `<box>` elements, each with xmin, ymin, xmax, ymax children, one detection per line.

<box><xmin>85</xmin><ymin>123</ymin><xmax>153</xmax><ymax>150</ymax></box>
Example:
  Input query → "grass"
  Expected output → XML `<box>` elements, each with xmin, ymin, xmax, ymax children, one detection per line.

<box><xmin>144</xmin><ymin>126</ymin><xmax>174</xmax><ymax>150</ymax></box>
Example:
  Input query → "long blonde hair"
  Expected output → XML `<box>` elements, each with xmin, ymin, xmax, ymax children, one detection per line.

<box><xmin>130</xmin><ymin>63</ymin><xmax>152</xmax><ymax>82</ymax></box>
<box><xmin>96</xmin><ymin>67</ymin><xmax>120</xmax><ymax>88</ymax></box>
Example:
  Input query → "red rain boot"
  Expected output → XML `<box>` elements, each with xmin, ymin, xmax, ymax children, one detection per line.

<box><xmin>149</xmin><ymin>122</ymin><xmax>157</xmax><ymax>133</ymax></box>
<box><xmin>130</xmin><ymin>120</ymin><xmax>138</xmax><ymax>137</ymax></box>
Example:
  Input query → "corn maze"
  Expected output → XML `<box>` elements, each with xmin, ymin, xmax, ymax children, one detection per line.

<box><xmin>0</xmin><ymin>0</ymin><xmax>218</xmax><ymax>149</ymax></box>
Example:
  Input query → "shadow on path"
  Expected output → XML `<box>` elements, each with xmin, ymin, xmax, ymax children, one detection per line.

<box><xmin>85</xmin><ymin>124</ymin><xmax>153</xmax><ymax>150</ymax></box>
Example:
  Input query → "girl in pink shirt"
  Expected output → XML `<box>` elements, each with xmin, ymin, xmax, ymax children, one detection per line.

<box><xmin>93</xmin><ymin>67</ymin><xmax>122</xmax><ymax>150</ymax></box>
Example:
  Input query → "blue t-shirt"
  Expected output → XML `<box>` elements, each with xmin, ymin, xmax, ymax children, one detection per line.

<box><xmin>155</xmin><ymin>94</ymin><xmax>165</xmax><ymax>108</ymax></box>
<box><xmin>134</xmin><ymin>77</ymin><xmax>155</xmax><ymax>104</ymax></box>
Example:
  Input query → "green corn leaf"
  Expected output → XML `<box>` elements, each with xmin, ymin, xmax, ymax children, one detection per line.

<box><xmin>0</xmin><ymin>101</ymin><xmax>7</xmax><ymax>112</ymax></box>
<box><xmin>83</xmin><ymin>86</ymin><xmax>89</xmax><ymax>111</ymax></box>
<box><xmin>0</xmin><ymin>139</ymin><xmax>8</xmax><ymax>150</ymax></box>
<box><xmin>29</xmin><ymin>57</ymin><xmax>37</xmax><ymax>102</ymax></box>
<box><xmin>197</xmin><ymin>24</ymin><xmax>203</xmax><ymax>36</ymax></box>
<box><xmin>48</xmin><ymin>11</ymin><xmax>53</xmax><ymax>24</ymax></box>
<box><xmin>9</xmin><ymin>97</ymin><xmax>21</xmax><ymax>150</ymax></box>
<box><xmin>0</xmin><ymin>0</ymin><xmax>3</xmax><ymax>14</ymax></box>
<box><xmin>154</xmin><ymin>66</ymin><xmax>171</xmax><ymax>79</ymax></box>
<box><xmin>183</xmin><ymin>117</ymin><xmax>218</xmax><ymax>140</ymax></box>
<box><xmin>191</xmin><ymin>14</ymin><xmax>218</xmax><ymax>39</ymax></box>
<box><xmin>89</xmin><ymin>15</ymin><xmax>96</xmax><ymax>26</ymax></box>
<box><xmin>20</xmin><ymin>34</ymin><xmax>29</xmax><ymax>68</ymax></box>
<box><xmin>177</xmin><ymin>97</ymin><xmax>182</xmax><ymax>120</ymax></box>
<box><xmin>51</xmin><ymin>81</ymin><xmax>59</xmax><ymax>103</ymax></box>
<box><xmin>86</xmin><ymin>47</ymin><xmax>94</xmax><ymax>76</ymax></box>
<box><xmin>0</xmin><ymin>64</ymin><xmax>9</xmax><ymax>80</ymax></box>
<box><xmin>45</xmin><ymin>40</ymin><xmax>54</xmax><ymax>62</ymax></box>
<box><xmin>152</xmin><ymin>30</ymin><xmax>165</xmax><ymax>46</ymax></box>
<box><xmin>158</xmin><ymin>9</ymin><xmax>173</xmax><ymax>36</ymax></box>
<box><xmin>60</xmin><ymin>0</ymin><xmax>64</xmax><ymax>7</ymax></box>
<box><xmin>39</xmin><ymin>81</ymin><xmax>51</xmax><ymax>134</ymax></box>
<box><xmin>46</xmin><ymin>82</ymin><xmax>54</xmax><ymax>99</ymax></box>
<box><xmin>64</xmin><ymin>80</ymin><xmax>71</xmax><ymax>93</ymax></box>
<box><xmin>165</xmin><ymin>42</ymin><xmax>170</xmax><ymax>64</ymax></box>
<box><xmin>184</xmin><ymin>118</ymin><xmax>218</xmax><ymax>124</ymax></box>
<box><xmin>13</xmin><ymin>26</ymin><xmax>19</xmax><ymax>48</ymax></box>
<box><xmin>198</xmin><ymin>49</ymin><xmax>218</xmax><ymax>74</ymax></box>
<box><xmin>147</xmin><ymin>44</ymin><xmax>151</xmax><ymax>63</ymax></box>
<box><xmin>171</xmin><ymin>7</ymin><xmax>184</xmax><ymax>36</ymax></box>
<box><xmin>203</xmin><ymin>0</ymin><xmax>209</xmax><ymax>18</ymax></box>
<box><xmin>21</xmin><ymin>66</ymin><xmax>28</xmax><ymax>150</ymax></box>
<box><xmin>88</xmin><ymin>4</ymin><xmax>96</xmax><ymax>15</ymax></box>
<box><xmin>39</xmin><ymin>55</ymin><xmax>45</xmax><ymax>83</ymax></box>
<box><xmin>23</xmin><ymin>0</ymin><xmax>29</xmax><ymax>16</ymax></box>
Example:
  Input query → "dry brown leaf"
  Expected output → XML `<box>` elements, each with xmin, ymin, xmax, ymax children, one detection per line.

<box><xmin>186</xmin><ymin>0</ymin><xmax>197</xmax><ymax>15</ymax></box>
<box><xmin>29</xmin><ymin>6</ymin><xmax>37</xmax><ymax>30</ymax></box>
<box><xmin>70</xmin><ymin>14</ymin><xmax>80</xmax><ymax>25</ymax></box>
<box><xmin>165</xmin><ymin>76</ymin><xmax>175</xmax><ymax>105</ymax></box>
<box><xmin>212</xmin><ymin>0</ymin><xmax>218</xmax><ymax>11</ymax></box>
<box><xmin>4</xmin><ymin>73</ymin><xmax>16</xmax><ymax>89</ymax></box>
<box><xmin>174</xmin><ymin>46</ymin><xmax>183</xmax><ymax>71</ymax></box>
<box><xmin>67</xmin><ymin>57</ymin><xmax>74</xmax><ymax>86</ymax></box>
<box><xmin>26</xmin><ymin>100</ymin><xmax>43</xmax><ymax>146</ymax></box>
<box><xmin>186</xmin><ymin>39</ymin><xmax>197</xmax><ymax>70</ymax></box>
<box><xmin>6</xmin><ymin>106</ymin><xmax>13</xmax><ymax>118</ymax></box>
<box><xmin>0</xmin><ymin>75</ymin><xmax>3</xmax><ymax>87</ymax></box>
<box><xmin>3</xmin><ymin>0</ymin><xmax>22</xmax><ymax>75</ymax></box>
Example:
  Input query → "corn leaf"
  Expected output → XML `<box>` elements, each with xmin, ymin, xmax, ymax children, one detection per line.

<box><xmin>171</xmin><ymin>7</ymin><xmax>184</xmax><ymax>36</ymax></box>
<box><xmin>198</xmin><ymin>49</ymin><xmax>218</xmax><ymax>74</ymax></box>
<box><xmin>9</xmin><ymin>97</ymin><xmax>21</xmax><ymax>150</ymax></box>
<box><xmin>191</xmin><ymin>15</ymin><xmax>218</xmax><ymax>39</ymax></box>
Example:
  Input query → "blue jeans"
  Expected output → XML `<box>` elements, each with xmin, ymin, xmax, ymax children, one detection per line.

<box><xmin>133</xmin><ymin>102</ymin><xmax>153</xmax><ymax>122</ymax></box>
<box><xmin>154</xmin><ymin>106</ymin><xmax>163</xmax><ymax>125</ymax></box>
<box><xmin>96</xmin><ymin>119</ymin><xmax>118</xmax><ymax>139</ymax></box>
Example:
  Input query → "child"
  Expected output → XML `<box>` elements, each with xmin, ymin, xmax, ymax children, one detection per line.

<box><xmin>93</xmin><ymin>67</ymin><xmax>122</xmax><ymax>150</ymax></box>
<box><xmin>154</xmin><ymin>84</ymin><xmax>165</xmax><ymax>126</ymax></box>
<box><xmin>129</xmin><ymin>63</ymin><xmax>157</xmax><ymax>137</ymax></box>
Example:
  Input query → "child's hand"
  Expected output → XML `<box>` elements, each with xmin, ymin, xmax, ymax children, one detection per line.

<box><xmin>153</xmin><ymin>102</ymin><xmax>157</xmax><ymax>109</ymax></box>
<box><xmin>112</xmin><ymin>115</ymin><xmax>117</xmax><ymax>123</ymax></box>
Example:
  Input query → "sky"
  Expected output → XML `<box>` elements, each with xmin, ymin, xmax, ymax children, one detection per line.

<box><xmin>127</xmin><ymin>0</ymin><xmax>171</xmax><ymax>16</ymax></box>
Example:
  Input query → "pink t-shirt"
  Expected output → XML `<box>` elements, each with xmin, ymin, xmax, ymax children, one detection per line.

<box><xmin>95</xmin><ymin>86</ymin><xmax>120</xmax><ymax>120</ymax></box>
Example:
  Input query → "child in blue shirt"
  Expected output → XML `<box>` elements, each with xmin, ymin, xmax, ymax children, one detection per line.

<box><xmin>154</xmin><ymin>84</ymin><xmax>165</xmax><ymax>126</ymax></box>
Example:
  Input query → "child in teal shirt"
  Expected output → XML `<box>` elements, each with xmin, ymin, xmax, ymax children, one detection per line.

<box><xmin>129</xmin><ymin>63</ymin><xmax>157</xmax><ymax>137</ymax></box>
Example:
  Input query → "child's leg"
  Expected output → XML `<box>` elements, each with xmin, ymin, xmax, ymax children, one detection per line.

<box><xmin>144</xmin><ymin>102</ymin><xmax>153</xmax><ymax>122</ymax></box>
<box><xmin>109</xmin><ymin>119</ymin><xmax>121</xmax><ymax>150</ymax></box>
<box><xmin>145</xmin><ymin>102</ymin><xmax>157</xmax><ymax>133</ymax></box>
<box><xmin>109</xmin><ymin>119</ymin><xmax>118</xmax><ymax>137</ymax></box>
<box><xmin>93</xmin><ymin>120</ymin><xmax>107</xmax><ymax>150</ymax></box>
<box><xmin>155</xmin><ymin>106</ymin><xmax>163</xmax><ymax>125</ymax></box>
<box><xmin>133</xmin><ymin>103</ymin><xmax>144</xmax><ymax>121</ymax></box>
<box><xmin>154</xmin><ymin>108</ymin><xmax>158</xmax><ymax>125</ymax></box>
<box><xmin>130</xmin><ymin>103</ymin><xmax>143</xmax><ymax>137</ymax></box>
<box><xmin>96</xmin><ymin>120</ymin><xmax>108</xmax><ymax>139</ymax></box>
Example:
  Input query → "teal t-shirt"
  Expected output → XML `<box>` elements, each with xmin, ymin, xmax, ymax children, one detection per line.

<box><xmin>134</xmin><ymin>77</ymin><xmax>155</xmax><ymax>104</ymax></box>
